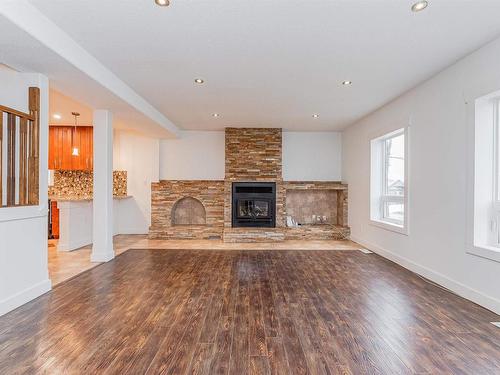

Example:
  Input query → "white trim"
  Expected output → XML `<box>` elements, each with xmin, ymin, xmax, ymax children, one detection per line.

<box><xmin>467</xmin><ymin>245</ymin><xmax>500</xmax><ymax>263</ymax></box>
<box><xmin>469</xmin><ymin>93</ymin><xmax>500</xmax><ymax>261</ymax></box>
<box><xmin>58</xmin><ymin>238</ymin><xmax>92</xmax><ymax>252</ymax></box>
<box><xmin>0</xmin><ymin>279</ymin><xmax>52</xmax><ymax>317</ymax></box>
<box><xmin>494</xmin><ymin>100</ymin><xmax>500</xmax><ymax>204</ymax></box>
<box><xmin>351</xmin><ymin>236</ymin><xmax>500</xmax><ymax>315</ymax></box>
<box><xmin>493</xmin><ymin>100</ymin><xmax>500</xmax><ymax>246</ymax></box>
<box><xmin>369</xmin><ymin>219</ymin><xmax>409</xmax><ymax>235</ymax></box>
<box><xmin>90</xmin><ymin>251</ymin><xmax>115</xmax><ymax>263</ymax></box>
<box><xmin>0</xmin><ymin>207</ymin><xmax>47</xmax><ymax>223</ymax></box>
<box><xmin>375</xmin><ymin>128</ymin><xmax>406</xmax><ymax>142</ymax></box>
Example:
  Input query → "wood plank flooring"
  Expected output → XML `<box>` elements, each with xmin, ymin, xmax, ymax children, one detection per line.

<box><xmin>47</xmin><ymin>235</ymin><xmax>362</xmax><ymax>285</ymax></box>
<box><xmin>1</xmin><ymin>249</ymin><xmax>499</xmax><ymax>374</ymax></box>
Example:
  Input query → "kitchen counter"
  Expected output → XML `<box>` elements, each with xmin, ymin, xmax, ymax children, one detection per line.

<box><xmin>52</xmin><ymin>196</ymin><xmax>132</xmax><ymax>251</ymax></box>
<box><xmin>50</xmin><ymin>195</ymin><xmax>131</xmax><ymax>202</ymax></box>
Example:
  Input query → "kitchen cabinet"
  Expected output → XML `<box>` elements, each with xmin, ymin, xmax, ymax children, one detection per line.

<box><xmin>78</xmin><ymin>127</ymin><xmax>93</xmax><ymax>170</ymax></box>
<box><xmin>50</xmin><ymin>200</ymin><xmax>59</xmax><ymax>239</ymax></box>
<box><xmin>49</xmin><ymin>126</ymin><xmax>93</xmax><ymax>170</ymax></box>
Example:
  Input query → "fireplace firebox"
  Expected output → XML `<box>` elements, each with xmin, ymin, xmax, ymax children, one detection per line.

<box><xmin>232</xmin><ymin>182</ymin><xmax>276</xmax><ymax>228</ymax></box>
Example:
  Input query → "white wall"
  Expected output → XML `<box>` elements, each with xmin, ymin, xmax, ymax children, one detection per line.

<box><xmin>160</xmin><ymin>130</ymin><xmax>342</xmax><ymax>181</ymax></box>
<box><xmin>342</xmin><ymin>36</ymin><xmax>500</xmax><ymax>314</ymax></box>
<box><xmin>113</xmin><ymin>130</ymin><xmax>159</xmax><ymax>234</ymax></box>
<box><xmin>160</xmin><ymin>131</ymin><xmax>225</xmax><ymax>180</ymax></box>
<box><xmin>283</xmin><ymin>132</ymin><xmax>342</xmax><ymax>181</ymax></box>
<box><xmin>0</xmin><ymin>70</ymin><xmax>51</xmax><ymax>316</ymax></box>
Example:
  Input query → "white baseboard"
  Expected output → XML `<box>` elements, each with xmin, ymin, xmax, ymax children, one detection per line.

<box><xmin>90</xmin><ymin>251</ymin><xmax>115</xmax><ymax>263</ymax></box>
<box><xmin>58</xmin><ymin>238</ymin><xmax>92</xmax><ymax>252</ymax></box>
<box><xmin>0</xmin><ymin>279</ymin><xmax>52</xmax><ymax>317</ymax></box>
<box><xmin>351</xmin><ymin>236</ymin><xmax>500</xmax><ymax>315</ymax></box>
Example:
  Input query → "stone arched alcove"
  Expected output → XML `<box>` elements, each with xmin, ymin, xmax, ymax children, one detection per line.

<box><xmin>171</xmin><ymin>197</ymin><xmax>207</xmax><ymax>225</ymax></box>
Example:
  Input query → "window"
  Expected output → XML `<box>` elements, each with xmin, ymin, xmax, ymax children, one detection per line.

<box><xmin>468</xmin><ymin>93</ymin><xmax>500</xmax><ymax>262</ymax></box>
<box><xmin>492</xmin><ymin>100</ymin><xmax>500</xmax><ymax>246</ymax></box>
<box><xmin>370</xmin><ymin>128</ymin><xmax>408</xmax><ymax>234</ymax></box>
<box><xmin>494</xmin><ymin>100</ymin><xmax>500</xmax><ymax>245</ymax></box>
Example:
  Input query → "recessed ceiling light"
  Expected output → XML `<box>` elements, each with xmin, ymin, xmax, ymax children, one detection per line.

<box><xmin>411</xmin><ymin>1</ymin><xmax>428</xmax><ymax>12</ymax></box>
<box><xmin>342</xmin><ymin>80</ymin><xmax>352</xmax><ymax>86</ymax></box>
<box><xmin>213</xmin><ymin>113</ymin><xmax>220</xmax><ymax>118</ymax></box>
<box><xmin>312</xmin><ymin>114</ymin><xmax>319</xmax><ymax>118</ymax></box>
<box><xmin>155</xmin><ymin>0</ymin><xmax>170</xmax><ymax>6</ymax></box>
<box><xmin>194</xmin><ymin>78</ymin><xmax>204</xmax><ymax>84</ymax></box>
<box><xmin>53</xmin><ymin>114</ymin><xmax>62</xmax><ymax>120</ymax></box>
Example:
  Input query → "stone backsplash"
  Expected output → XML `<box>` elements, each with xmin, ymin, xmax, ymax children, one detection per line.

<box><xmin>49</xmin><ymin>170</ymin><xmax>127</xmax><ymax>199</ymax></box>
<box><xmin>113</xmin><ymin>171</ymin><xmax>127</xmax><ymax>197</ymax></box>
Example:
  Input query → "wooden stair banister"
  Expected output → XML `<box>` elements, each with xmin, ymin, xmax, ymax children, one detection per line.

<box><xmin>28</xmin><ymin>87</ymin><xmax>40</xmax><ymax>205</ymax></box>
<box><xmin>0</xmin><ymin>87</ymin><xmax>40</xmax><ymax>207</ymax></box>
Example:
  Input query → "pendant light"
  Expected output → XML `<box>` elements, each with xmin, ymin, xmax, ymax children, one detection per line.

<box><xmin>71</xmin><ymin>111</ymin><xmax>80</xmax><ymax>156</ymax></box>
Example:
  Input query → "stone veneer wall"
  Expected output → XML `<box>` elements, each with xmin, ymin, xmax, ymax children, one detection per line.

<box><xmin>283</xmin><ymin>181</ymin><xmax>350</xmax><ymax>240</ymax></box>
<box><xmin>225</xmin><ymin>128</ymin><xmax>282</xmax><ymax>180</ymax></box>
<box><xmin>224</xmin><ymin>128</ymin><xmax>286</xmax><ymax>237</ymax></box>
<box><xmin>149</xmin><ymin>180</ymin><xmax>225</xmax><ymax>239</ymax></box>
<box><xmin>283</xmin><ymin>181</ymin><xmax>348</xmax><ymax>226</ymax></box>
<box><xmin>149</xmin><ymin>128</ymin><xmax>350</xmax><ymax>242</ymax></box>
<box><xmin>286</xmin><ymin>190</ymin><xmax>338</xmax><ymax>225</ymax></box>
<box><xmin>48</xmin><ymin>170</ymin><xmax>127</xmax><ymax>199</ymax></box>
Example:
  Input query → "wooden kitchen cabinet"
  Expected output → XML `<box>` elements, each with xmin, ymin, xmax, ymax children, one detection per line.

<box><xmin>49</xmin><ymin>126</ymin><xmax>93</xmax><ymax>170</ymax></box>
<box><xmin>78</xmin><ymin>127</ymin><xmax>94</xmax><ymax>170</ymax></box>
<box><xmin>50</xmin><ymin>201</ymin><xmax>59</xmax><ymax>239</ymax></box>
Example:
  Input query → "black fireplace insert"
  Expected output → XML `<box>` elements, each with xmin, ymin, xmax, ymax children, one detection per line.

<box><xmin>232</xmin><ymin>182</ymin><xmax>276</xmax><ymax>228</ymax></box>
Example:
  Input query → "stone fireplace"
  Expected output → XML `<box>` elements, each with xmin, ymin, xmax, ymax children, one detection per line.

<box><xmin>149</xmin><ymin>127</ymin><xmax>350</xmax><ymax>242</ymax></box>
<box><xmin>223</xmin><ymin>128</ymin><xmax>286</xmax><ymax>242</ymax></box>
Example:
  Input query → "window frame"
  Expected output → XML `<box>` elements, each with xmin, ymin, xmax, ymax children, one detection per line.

<box><xmin>467</xmin><ymin>92</ymin><xmax>500</xmax><ymax>263</ymax></box>
<box><xmin>492</xmin><ymin>99</ymin><xmax>500</xmax><ymax>246</ymax></box>
<box><xmin>370</xmin><ymin>127</ymin><xmax>409</xmax><ymax>235</ymax></box>
<box><xmin>381</xmin><ymin>130</ymin><xmax>406</xmax><ymax>225</ymax></box>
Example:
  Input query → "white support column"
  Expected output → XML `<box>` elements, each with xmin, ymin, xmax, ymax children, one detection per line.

<box><xmin>91</xmin><ymin>110</ymin><xmax>115</xmax><ymax>262</ymax></box>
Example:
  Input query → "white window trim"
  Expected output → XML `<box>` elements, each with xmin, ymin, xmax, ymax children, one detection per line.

<box><xmin>467</xmin><ymin>93</ymin><xmax>500</xmax><ymax>263</ymax></box>
<box><xmin>468</xmin><ymin>245</ymin><xmax>500</xmax><ymax>263</ymax></box>
<box><xmin>370</xmin><ymin>127</ymin><xmax>409</xmax><ymax>235</ymax></box>
<box><xmin>370</xmin><ymin>218</ymin><xmax>407</xmax><ymax>235</ymax></box>
<box><xmin>493</xmin><ymin>100</ymin><xmax>500</xmax><ymax>246</ymax></box>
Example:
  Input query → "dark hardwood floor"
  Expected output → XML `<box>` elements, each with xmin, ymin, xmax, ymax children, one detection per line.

<box><xmin>0</xmin><ymin>249</ymin><xmax>499</xmax><ymax>374</ymax></box>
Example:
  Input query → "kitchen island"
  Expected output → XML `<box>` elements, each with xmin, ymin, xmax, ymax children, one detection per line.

<box><xmin>51</xmin><ymin>196</ymin><xmax>132</xmax><ymax>251</ymax></box>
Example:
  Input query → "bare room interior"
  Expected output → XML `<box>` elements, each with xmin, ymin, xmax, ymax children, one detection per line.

<box><xmin>0</xmin><ymin>0</ymin><xmax>499</xmax><ymax>373</ymax></box>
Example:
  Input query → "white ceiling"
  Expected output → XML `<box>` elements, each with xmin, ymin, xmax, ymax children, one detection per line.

<box><xmin>49</xmin><ymin>89</ymin><xmax>93</xmax><ymax>126</ymax></box>
<box><xmin>23</xmin><ymin>0</ymin><xmax>500</xmax><ymax>131</ymax></box>
<box><xmin>0</xmin><ymin>1</ymin><xmax>179</xmax><ymax>138</ymax></box>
